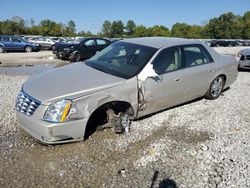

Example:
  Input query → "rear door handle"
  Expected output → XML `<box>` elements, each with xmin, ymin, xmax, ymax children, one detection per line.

<box><xmin>175</xmin><ymin>78</ymin><xmax>181</xmax><ymax>81</ymax></box>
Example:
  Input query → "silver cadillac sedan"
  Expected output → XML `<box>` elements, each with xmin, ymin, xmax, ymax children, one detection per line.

<box><xmin>16</xmin><ymin>37</ymin><xmax>238</xmax><ymax>144</ymax></box>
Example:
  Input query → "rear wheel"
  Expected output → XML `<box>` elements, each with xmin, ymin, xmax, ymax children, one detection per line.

<box><xmin>205</xmin><ymin>76</ymin><xmax>224</xmax><ymax>100</ymax></box>
<box><xmin>0</xmin><ymin>46</ymin><xmax>5</xmax><ymax>53</ymax></box>
<box><xmin>25</xmin><ymin>46</ymin><xmax>32</xmax><ymax>53</ymax></box>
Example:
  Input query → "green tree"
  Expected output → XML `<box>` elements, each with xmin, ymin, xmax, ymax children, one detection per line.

<box><xmin>40</xmin><ymin>19</ymin><xmax>66</xmax><ymax>36</ymax></box>
<box><xmin>204</xmin><ymin>12</ymin><xmax>243</xmax><ymax>39</ymax></box>
<box><xmin>242</xmin><ymin>11</ymin><xmax>250</xmax><ymax>39</ymax></box>
<box><xmin>134</xmin><ymin>25</ymin><xmax>148</xmax><ymax>37</ymax></box>
<box><xmin>66</xmin><ymin>20</ymin><xmax>76</xmax><ymax>34</ymax></box>
<box><xmin>78</xmin><ymin>30</ymin><xmax>94</xmax><ymax>37</ymax></box>
<box><xmin>11</xmin><ymin>16</ymin><xmax>25</xmax><ymax>34</ymax></box>
<box><xmin>111</xmin><ymin>20</ymin><xmax>124</xmax><ymax>37</ymax></box>
<box><xmin>102</xmin><ymin>20</ymin><xmax>112</xmax><ymax>37</ymax></box>
<box><xmin>147</xmin><ymin>25</ymin><xmax>170</xmax><ymax>36</ymax></box>
<box><xmin>171</xmin><ymin>23</ymin><xmax>190</xmax><ymax>38</ymax></box>
<box><xmin>126</xmin><ymin>20</ymin><xmax>136</xmax><ymax>36</ymax></box>
<box><xmin>186</xmin><ymin>25</ymin><xmax>203</xmax><ymax>39</ymax></box>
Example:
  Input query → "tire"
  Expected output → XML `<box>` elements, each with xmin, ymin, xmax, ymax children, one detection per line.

<box><xmin>0</xmin><ymin>46</ymin><xmax>5</xmax><ymax>53</ymax></box>
<box><xmin>70</xmin><ymin>52</ymin><xmax>81</xmax><ymax>62</ymax></box>
<box><xmin>205</xmin><ymin>76</ymin><xmax>225</xmax><ymax>100</ymax></box>
<box><xmin>25</xmin><ymin>46</ymin><xmax>32</xmax><ymax>53</ymax></box>
<box><xmin>75</xmin><ymin>53</ymin><xmax>81</xmax><ymax>62</ymax></box>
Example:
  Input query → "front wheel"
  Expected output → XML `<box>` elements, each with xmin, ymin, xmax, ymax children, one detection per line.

<box><xmin>205</xmin><ymin>76</ymin><xmax>224</xmax><ymax>100</ymax></box>
<box><xmin>70</xmin><ymin>52</ymin><xmax>81</xmax><ymax>62</ymax></box>
<box><xmin>25</xmin><ymin>46</ymin><xmax>32</xmax><ymax>53</ymax></box>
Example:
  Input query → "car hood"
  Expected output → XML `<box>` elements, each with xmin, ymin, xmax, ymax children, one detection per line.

<box><xmin>23</xmin><ymin>62</ymin><xmax>126</xmax><ymax>104</ymax></box>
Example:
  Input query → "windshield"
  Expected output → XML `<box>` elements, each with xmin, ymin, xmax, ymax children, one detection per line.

<box><xmin>85</xmin><ymin>41</ymin><xmax>157</xmax><ymax>79</ymax></box>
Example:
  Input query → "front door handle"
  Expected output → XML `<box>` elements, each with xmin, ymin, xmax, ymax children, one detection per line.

<box><xmin>208</xmin><ymin>69</ymin><xmax>214</xmax><ymax>73</ymax></box>
<box><xmin>175</xmin><ymin>78</ymin><xmax>181</xmax><ymax>81</ymax></box>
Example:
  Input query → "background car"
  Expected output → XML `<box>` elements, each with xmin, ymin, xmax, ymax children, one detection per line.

<box><xmin>210</xmin><ymin>40</ymin><xmax>240</xmax><ymax>47</ymax></box>
<box><xmin>238</xmin><ymin>48</ymin><xmax>250</xmax><ymax>70</ymax></box>
<box><xmin>0</xmin><ymin>35</ymin><xmax>40</xmax><ymax>53</ymax></box>
<box><xmin>54</xmin><ymin>37</ymin><xmax>112</xmax><ymax>62</ymax></box>
<box><xmin>28</xmin><ymin>37</ymin><xmax>55</xmax><ymax>50</ymax></box>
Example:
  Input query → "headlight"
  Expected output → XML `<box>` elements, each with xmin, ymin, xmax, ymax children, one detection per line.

<box><xmin>63</xmin><ymin>48</ymin><xmax>70</xmax><ymax>51</ymax></box>
<box><xmin>43</xmin><ymin>99</ymin><xmax>77</xmax><ymax>123</ymax></box>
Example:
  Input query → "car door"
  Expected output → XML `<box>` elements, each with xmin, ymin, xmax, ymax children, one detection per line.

<box><xmin>181</xmin><ymin>44</ymin><xmax>216</xmax><ymax>99</ymax></box>
<box><xmin>79</xmin><ymin>39</ymin><xmax>96</xmax><ymax>59</ymax></box>
<box><xmin>95</xmin><ymin>39</ymin><xmax>110</xmax><ymax>52</ymax></box>
<box><xmin>11</xmin><ymin>36</ymin><xmax>24</xmax><ymax>51</ymax></box>
<box><xmin>138</xmin><ymin>46</ymin><xmax>188</xmax><ymax>116</ymax></box>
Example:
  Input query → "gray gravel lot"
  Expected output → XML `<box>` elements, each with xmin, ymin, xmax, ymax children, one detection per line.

<box><xmin>0</xmin><ymin>51</ymin><xmax>66</xmax><ymax>66</ymax></box>
<box><xmin>0</xmin><ymin>71</ymin><xmax>249</xmax><ymax>187</ymax></box>
<box><xmin>0</xmin><ymin>47</ymin><xmax>250</xmax><ymax>187</ymax></box>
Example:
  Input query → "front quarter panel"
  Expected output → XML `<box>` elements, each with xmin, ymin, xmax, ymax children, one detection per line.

<box><xmin>74</xmin><ymin>76</ymin><xmax>138</xmax><ymax>123</ymax></box>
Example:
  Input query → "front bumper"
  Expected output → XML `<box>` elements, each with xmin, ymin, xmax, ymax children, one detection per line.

<box><xmin>16</xmin><ymin>110</ymin><xmax>87</xmax><ymax>144</ymax></box>
<box><xmin>56</xmin><ymin>50</ymin><xmax>70</xmax><ymax>60</ymax></box>
<box><xmin>238</xmin><ymin>60</ymin><xmax>250</xmax><ymax>70</ymax></box>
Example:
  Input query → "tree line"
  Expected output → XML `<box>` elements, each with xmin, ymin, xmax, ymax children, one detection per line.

<box><xmin>0</xmin><ymin>11</ymin><xmax>249</xmax><ymax>39</ymax></box>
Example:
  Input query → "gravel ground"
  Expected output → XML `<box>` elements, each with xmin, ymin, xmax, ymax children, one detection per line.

<box><xmin>0</xmin><ymin>51</ymin><xmax>67</xmax><ymax>66</ymax></box>
<box><xmin>0</xmin><ymin>70</ymin><xmax>249</xmax><ymax>187</ymax></box>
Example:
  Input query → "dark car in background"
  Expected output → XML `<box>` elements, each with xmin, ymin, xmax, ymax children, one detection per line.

<box><xmin>53</xmin><ymin>37</ymin><xmax>112</xmax><ymax>62</ymax></box>
<box><xmin>0</xmin><ymin>35</ymin><xmax>40</xmax><ymax>53</ymax></box>
<box><xmin>210</xmin><ymin>40</ymin><xmax>240</xmax><ymax>47</ymax></box>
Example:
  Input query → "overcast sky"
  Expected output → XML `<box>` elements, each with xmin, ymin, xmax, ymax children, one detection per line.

<box><xmin>1</xmin><ymin>0</ymin><xmax>250</xmax><ymax>33</ymax></box>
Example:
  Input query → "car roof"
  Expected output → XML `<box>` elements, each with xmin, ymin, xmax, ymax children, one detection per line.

<box><xmin>122</xmin><ymin>37</ymin><xmax>202</xmax><ymax>49</ymax></box>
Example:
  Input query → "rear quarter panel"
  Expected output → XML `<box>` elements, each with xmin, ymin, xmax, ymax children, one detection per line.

<box><xmin>205</xmin><ymin>46</ymin><xmax>238</xmax><ymax>88</ymax></box>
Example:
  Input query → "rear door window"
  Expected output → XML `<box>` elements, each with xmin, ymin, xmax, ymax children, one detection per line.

<box><xmin>96</xmin><ymin>39</ymin><xmax>108</xmax><ymax>45</ymax></box>
<box><xmin>183</xmin><ymin>45</ymin><xmax>213</xmax><ymax>67</ymax></box>
<box><xmin>84</xmin><ymin>39</ymin><xmax>95</xmax><ymax>46</ymax></box>
<box><xmin>11</xmin><ymin>37</ymin><xmax>20</xmax><ymax>42</ymax></box>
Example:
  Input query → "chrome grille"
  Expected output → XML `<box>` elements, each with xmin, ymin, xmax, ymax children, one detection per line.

<box><xmin>16</xmin><ymin>91</ymin><xmax>41</xmax><ymax>116</ymax></box>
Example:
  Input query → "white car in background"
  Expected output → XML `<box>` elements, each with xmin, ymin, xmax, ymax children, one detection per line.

<box><xmin>238</xmin><ymin>48</ymin><xmax>250</xmax><ymax>70</ymax></box>
<box><xmin>29</xmin><ymin>37</ymin><xmax>55</xmax><ymax>50</ymax></box>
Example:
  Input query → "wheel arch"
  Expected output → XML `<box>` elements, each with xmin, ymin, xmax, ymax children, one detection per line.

<box><xmin>84</xmin><ymin>100</ymin><xmax>134</xmax><ymax>139</ymax></box>
<box><xmin>217</xmin><ymin>74</ymin><xmax>227</xmax><ymax>86</ymax></box>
